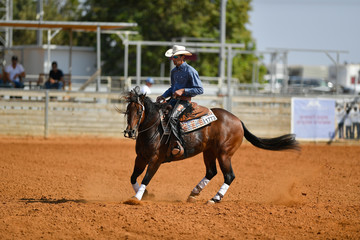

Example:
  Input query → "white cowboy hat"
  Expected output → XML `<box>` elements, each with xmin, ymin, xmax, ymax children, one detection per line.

<box><xmin>165</xmin><ymin>45</ymin><xmax>192</xmax><ymax>57</ymax></box>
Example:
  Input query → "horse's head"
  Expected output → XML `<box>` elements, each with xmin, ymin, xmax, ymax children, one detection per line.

<box><xmin>123</xmin><ymin>87</ymin><xmax>146</xmax><ymax>139</ymax></box>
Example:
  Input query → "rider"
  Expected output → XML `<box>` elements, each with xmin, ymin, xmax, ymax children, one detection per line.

<box><xmin>156</xmin><ymin>45</ymin><xmax>204</xmax><ymax>157</ymax></box>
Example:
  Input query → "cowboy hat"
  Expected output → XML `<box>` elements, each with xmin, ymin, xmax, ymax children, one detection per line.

<box><xmin>165</xmin><ymin>45</ymin><xmax>192</xmax><ymax>57</ymax></box>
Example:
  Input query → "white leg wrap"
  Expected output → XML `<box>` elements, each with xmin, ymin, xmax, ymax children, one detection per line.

<box><xmin>132</xmin><ymin>182</ymin><xmax>140</xmax><ymax>193</ymax></box>
<box><xmin>213</xmin><ymin>183</ymin><xmax>230</xmax><ymax>201</ymax></box>
<box><xmin>192</xmin><ymin>177</ymin><xmax>210</xmax><ymax>194</ymax></box>
<box><xmin>134</xmin><ymin>184</ymin><xmax>146</xmax><ymax>200</ymax></box>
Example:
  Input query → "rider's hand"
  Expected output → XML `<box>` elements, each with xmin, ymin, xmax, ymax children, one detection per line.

<box><xmin>173</xmin><ymin>89</ymin><xmax>185</xmax><ymax>98</ymax></box>
<box><xmin>156</xmin><ymin>96</ymin><xmax>165</xmax><ymax>103</ymax></box>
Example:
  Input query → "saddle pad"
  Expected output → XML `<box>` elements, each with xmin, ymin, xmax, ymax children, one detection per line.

<box><xmin>160</xmin><ymin>110</ymin><xmax>217</xmax><ymax>135</ymax></box>
<box><xmin>179</xmin><ymin>110</ymin><xmax>217</xmax><ymax>133</ymax></box>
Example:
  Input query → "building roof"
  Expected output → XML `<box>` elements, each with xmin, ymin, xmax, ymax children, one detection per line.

<box><xmin>0</xmin><ymin>20</ymin><xmax>137</xmax><ymax>32</ymax></box>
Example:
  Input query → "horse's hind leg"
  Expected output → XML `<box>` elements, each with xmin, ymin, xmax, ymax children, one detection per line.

<box><xmin>208</xmin><ymin>153</ymin><xmax>235</xmax><ymax>204</ymax></box>
<box><xmin>187</xmin><ymin>150</ymin><xmax>217</xmax><ymax>202</ymax></box>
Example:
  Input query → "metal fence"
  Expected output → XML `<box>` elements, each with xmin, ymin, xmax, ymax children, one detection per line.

<box><xmin>0</xmin><ymin>89</ymin><xmax>292</xmax><ymax>138</ymax></box>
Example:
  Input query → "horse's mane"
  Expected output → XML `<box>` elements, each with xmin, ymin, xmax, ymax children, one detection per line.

<box><xmin>123</xmin><ymin>87</ymin><xmax>195</xmax><ymax>117</ymax></box>
<box><xmin>124</xmin><ymin>89</ymin><xmax>162</xmax><ymax>115</ymax></box>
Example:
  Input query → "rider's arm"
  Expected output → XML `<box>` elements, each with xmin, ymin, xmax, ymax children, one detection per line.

<box><xmin>183</xmin><ymin>68</ymin><xmax>203</xmax><ymax>97</ymax></box>
<box><xmin>161</xmin><ymin>70</ymin><xmax>175</xmax><ymax>98</ymax></box>
<box><xmin>162</xmin><ymin>86</ymin><xmax>173</xmax><ymax>98</ymax></box>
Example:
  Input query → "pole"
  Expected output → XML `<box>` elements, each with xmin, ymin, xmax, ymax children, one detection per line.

<box><xmin>336</xmin><ymin>52</ymin><xmax>340</xmax><ymax>95</ymax></box>
<box><xmin>219</xmin><ymin>0</ymin><xmax>227</xmax><ymax>94</ymax></box>
<box><xmin>226</xmin><ymin>46</ymin><xmax>232</xmax><ymax>112</ymax></box>
<box><xmin>37</xmin><ymin>0</ymin><xmax>43</xmax><ymax>46</ymax></box>
<box><xmin>68</xmin><ymin>29</ymin><xmax>73</xmax><ymax>90</ymax></box>
<box><xmin>124</xmin><ymin>34</ymin><xmax>129</xmax><ymax>89</ymax></box>
<box><xmin>47</xmin><ymin>30</ymin><xmax>51</xmax><ymax>72</ymax></box>
<box><xmin>44</xmin><ymin>90</ymin><xmax>49</xmax><ymax>138</ymax></box>
<box><xmin>96</xmin><ymin>26</ymin><xmax>101</xmax><ymax>91</ymax></box>
<box><xmin>136</xmin><ymin>43</ymin><xmax>141</xmax><ymax>86</ymax></box>
<box><xmin>251</xmin><ymin>61</ymin><xmax>256</xmax><ymax>94</ymax></box>
<box><xmin>283</xmin><ymin>51</ymin><xmax>288</xmax><ymax>94</ymax></box>
<box><xmin>6</xmin><ymin>0</ymin><xmax>13</xmax><ymax>47</ymax></box>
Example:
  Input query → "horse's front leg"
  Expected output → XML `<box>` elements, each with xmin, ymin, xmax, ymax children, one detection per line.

<box><xmin>134</xmin><ymin>158</ymin><xmax>162</xmax><ymax>201</ymax></box>
<box><xmin>130</xmin><ymin>156</ymin><xmax>147</xmax><ymax>194</ymax></box>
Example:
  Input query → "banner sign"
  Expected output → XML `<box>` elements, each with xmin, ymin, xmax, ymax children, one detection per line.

<box><xmin>291</xmin><ymin>98</ymin><xmax>335</xmax><ymax>140</ymax></box>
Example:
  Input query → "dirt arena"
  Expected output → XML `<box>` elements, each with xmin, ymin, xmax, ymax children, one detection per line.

<box><xmin>0</xmin><ymin>137</ymin><xmax>359</xmax><ymax>239</ymax></box>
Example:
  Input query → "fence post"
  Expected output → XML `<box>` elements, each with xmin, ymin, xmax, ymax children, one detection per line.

<box><xmin>44</xmin><ymin>90</ymin><xmax>49</xmax><ymax>138</ymax></box>
<box><xmin>226</xmin><ymin>46</ymin><xmax>233</xmax><ymax>112</ymax></box>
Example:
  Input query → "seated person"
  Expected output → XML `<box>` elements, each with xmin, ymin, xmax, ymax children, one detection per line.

<box><xmin>0</xmin><ymin>64</ymin><xmax>11</xmax><ymax>87</ymax></box>
<box><xmin>5</xmin><ymin>56</ymin><xmax>25</xmax><ymax>88</ymax></box>
<box><xmin>45</xmin><ymin>61</ymin><xmax>64</xmax><ymax>90</ymax></box>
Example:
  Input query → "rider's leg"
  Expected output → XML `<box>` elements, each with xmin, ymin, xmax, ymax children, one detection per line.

<box><xmin>169</xmin><ymin>100</ymin><xmax>189</xmax><ymax>156</ymax></box>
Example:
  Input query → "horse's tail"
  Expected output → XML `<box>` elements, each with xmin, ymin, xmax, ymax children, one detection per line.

<box><xmin>241</xmin><ymin>121</ymin><xmax>300</xmax><ymax>151</ymax></box>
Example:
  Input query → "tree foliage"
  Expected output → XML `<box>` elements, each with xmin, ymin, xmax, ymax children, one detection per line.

<box><xmin>80</xmin><ymin>0</ymin><xmax>264</xmax><ymax>82</ymax></box>
<box><xmin>12</xmin><ymin>0</ymin><xmax>80</xmax><ymax>45</ymax></box>
<box><xmin>12</xmin><ymin>0</ymin><xmax>266</xmax><ymax>83</ymax></box>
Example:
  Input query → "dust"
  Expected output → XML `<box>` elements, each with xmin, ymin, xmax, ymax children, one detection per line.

<box><xmin>263</xmin><ymin>161</ymin><xmax>321</xmax><ymax>206</ymax></box>
<box><xmin>268</xmin><ymin>179</ymin><xmax>301</xmax><ymax>205</ymax></box>
<box><xmin>123</xmin><ymin>198</ymin><xmax>143</xmax><ymax>205</ymax></box>
<box><xmin>82</xmin><ymin>172</ymin><xmax>131</xmax><ymax>202</ymax></box>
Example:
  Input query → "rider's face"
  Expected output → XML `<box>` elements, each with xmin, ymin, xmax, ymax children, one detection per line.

<box><xmin>171</xmin><ymin>55</ymin><xmax>184</xmax><ymax>66</ymax></box>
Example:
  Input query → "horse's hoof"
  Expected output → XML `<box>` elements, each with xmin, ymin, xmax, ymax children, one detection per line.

<box><xmin>207</xmin><ymin>198</ymin><xmax>221</xmax><ymax>204</ymax></box>
<box><xmin>187</xmin><ymin>195</ymin><xmax>197</xmax><ymax>203</ymax></box>
<box><xmin>123</xmin><ymin>197</ymin><xmax>142</xmax><ymax>205</ymax></box>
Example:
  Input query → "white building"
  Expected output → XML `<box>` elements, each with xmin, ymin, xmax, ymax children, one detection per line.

<box><xmin>329</xmin><ymin>64</ymin><xmax>360</xmax><ymax>93</ymax></box>
<box><xmin>3</xmin><ymin>45</ymin><xmax>97</xmax><ymax>77</ymax></box>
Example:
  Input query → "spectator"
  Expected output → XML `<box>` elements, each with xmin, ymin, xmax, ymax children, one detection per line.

<box><xmin>351</xmin><ymin>106</ymin><xmax>360</xmax><ymax>139</ymax></box>
<box><xmin>0</xmin><ymin>63</ymin><xmax>11</xmax><ymax>88</ymax></box>
<box><xmin>344</xmin><ymin>106</ymin><xmax>352</xmax><ymax>139</ymax></box>
<box><xmin>5</xmin><ymin>56</ymin><xmax>25</xmax><ymax>88</ymax></box>
<box><xmin>141</xmin><ymin>77</ymin><xmax>154</xmax><ymax>95</ymax></box>
<box><xmin>45</xmin><ymin>61</ymin><xmax>64</xmax><ymax>90</ymax></box>
<box><xmin>335</xmin><ymin>106</ymin><xmax>345</xmax><ymax>139</ymax></box>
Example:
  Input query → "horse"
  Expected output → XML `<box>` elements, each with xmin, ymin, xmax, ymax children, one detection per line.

<box><xmin>121</xmin><ymin>88</ymin><xmax>300</xmax><ymax>204</ymax></box>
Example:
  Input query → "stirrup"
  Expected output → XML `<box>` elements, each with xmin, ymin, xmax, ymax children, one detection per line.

<box><xmin>171</xmin><ymin>141</ymin><xmax>184</xmax><ymax>157</ymax></box>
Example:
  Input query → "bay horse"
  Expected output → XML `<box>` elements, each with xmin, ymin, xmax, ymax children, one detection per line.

<box><xmin>122</xmin><ymin>88</ymin><xmax>299</xmax><ymax>203</ymax></box>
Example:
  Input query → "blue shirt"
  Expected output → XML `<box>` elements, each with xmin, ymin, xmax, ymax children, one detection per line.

<box><xmin>162</xmin><ymin>62</ymin><xmax>204</xmax><ymax>98</ymax></box>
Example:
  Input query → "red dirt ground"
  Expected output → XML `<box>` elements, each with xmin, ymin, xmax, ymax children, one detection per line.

<box><xmin>0</xmin><ymin>137</ymin><xmax>359</xmax><ymax>239</ymax></box>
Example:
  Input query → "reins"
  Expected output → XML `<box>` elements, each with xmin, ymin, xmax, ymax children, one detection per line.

<box><xmin>137</xmin><ymin>117</ymin><xmax>160</xmax><ymax>134</ymax></box>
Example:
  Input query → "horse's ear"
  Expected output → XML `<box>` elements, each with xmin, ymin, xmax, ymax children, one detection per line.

<box><xmin>134</xmin><ymin>86</ymin><xmax>141</xmax><ymax>95</ymax></box>
<box><xmin>129</xmin><ymin>89</ymin><xmax>135</xmax><ymax>98</ymax></box>
<box><xmin>140</xmin><ymin>94</ymin><xmax>146</xmax><ymax>102</ymax></box>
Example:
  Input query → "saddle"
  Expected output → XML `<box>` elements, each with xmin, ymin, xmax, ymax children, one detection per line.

<box><xmin>160</xmin><ymin>102</ymin><xmax>217</xmax><ymax>160</ymax></box>
<box><xmin>178</xmin><ymin>102</ymin><xmax>210</xmax><ymax>122</ymax></box>
<box><xmin>160</xmin><ymin>102</ymin><xmax>217</xmax><ymax>135</ymax></box>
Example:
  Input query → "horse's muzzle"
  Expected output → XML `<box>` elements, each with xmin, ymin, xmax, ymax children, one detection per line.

<box><xmin>124</xmin><ymin>129</ymin><xmax>136</xmax><ymax>139</ymax></box>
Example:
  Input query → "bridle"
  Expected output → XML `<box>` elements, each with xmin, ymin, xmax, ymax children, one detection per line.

<box><xmin>124</xmin><ymin>100</ymin><xmax>145</xmax><ymax>139</ymax></box>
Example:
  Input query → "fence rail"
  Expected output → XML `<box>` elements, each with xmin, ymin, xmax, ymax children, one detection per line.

<box><xmin>0</xmin><ymin>90</ymin><xmax>292</xmax><ymax>138</ymax></box>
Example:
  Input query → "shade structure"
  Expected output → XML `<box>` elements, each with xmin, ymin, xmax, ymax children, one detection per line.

<box><xmin>0</xmin><ymin>20</ymin><xmax>137</xmax><ymax>32</ymax></box>
<box><xmin>0</xmin><ymin>20</ymin><xmax>137</xmax><ymax>91</ymax></box>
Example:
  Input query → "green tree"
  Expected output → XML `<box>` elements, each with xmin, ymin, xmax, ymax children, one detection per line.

<box><xmin>80</xmin><ymin>0</ymin><xmax>262</xmax><ymax>83</ymax></box>
<box><xmin>12</xmin><ymin>0</ymin><xmax>80</xmax><ymax>45</ymax></box>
